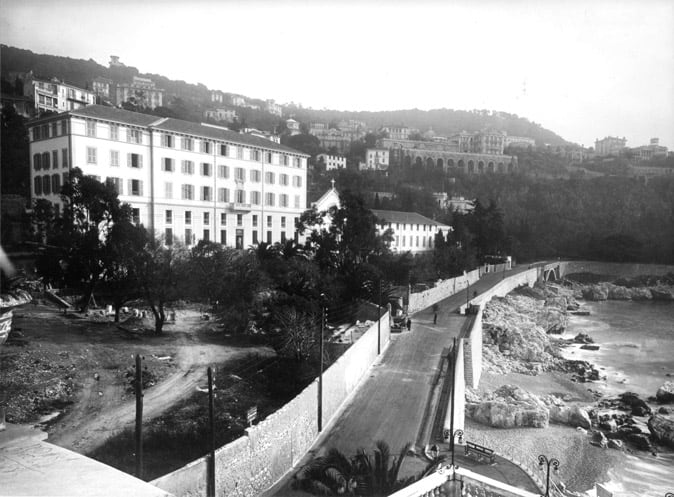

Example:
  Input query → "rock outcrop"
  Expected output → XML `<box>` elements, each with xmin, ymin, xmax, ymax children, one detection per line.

<box><xmin>466</xmin><ymin>385</ymin><xmax>549</xmax><ymax>428</ymax></box>
<box><xmin>656</xmin><ymin>382</ymin><xmax>674</xmax><ymax>403</ymax></box>
<box><xmin>648</xmin><ymin>414</ymin><xmax>674</xmax><ymax>448</ymax></box>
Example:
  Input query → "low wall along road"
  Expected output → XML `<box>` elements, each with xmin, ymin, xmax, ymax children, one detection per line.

<box><xmin>153</xmin><ymin>306</ymin><xmax>391</xmax><ymax>497</ymax></box>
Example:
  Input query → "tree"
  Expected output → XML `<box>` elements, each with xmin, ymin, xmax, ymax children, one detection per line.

<box><xmin>1</xmin><ymin>105</ymin><xmax>30</xmax><ymax>196</ymax></box>
<box><xmin>273</xmin><ymin>307</ymin><xmax>318</xmax><ymax>363</ymax></box>
<box><xmin>187</xmin><ymin>240</ymin><xmax>236</xmax><ymax>306</ymax></box>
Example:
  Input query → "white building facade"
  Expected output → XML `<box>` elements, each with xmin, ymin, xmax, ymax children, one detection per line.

<box><xmin>371</xmin><ymin>209</ymin><xmax>451</xmax><ymax>253</ymax></box>
<box><xmin>317</xmin><ymin>153</ymin><xmax>347</xmax><ymax>170</ymax></box>
<box><xmin>24</xmin><ymin>75</ymin><xmax>96</xmax><ymax>115</ymax></box>
<box><xmin>28</xmin><ymin>105</ymin><xmax>309</xmax><ymax>249</ymax></box>
<box><xmin>363</xmin><ymin>148</ymin><xmax>390</xmax><ymax>170</ymax></box>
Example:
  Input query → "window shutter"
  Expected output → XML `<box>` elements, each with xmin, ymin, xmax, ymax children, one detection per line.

<box><xmin>139</xmin><ymin>181</ymin><xmax>144</xmax><ymax>196</ymax></box>
<box><xmin>127</xmin><ymin>153</ymin><xmax>131</xmax><ymax>167</ymax></box>
<box><xmin>128</xmin><ymin>179</ymin><xmax>133</xmax><ymax>195</ymax></box>
<box><xmin>139</xmin><ymin>155</ymin><xmax>143</xmax><ymax>168</ymax></box>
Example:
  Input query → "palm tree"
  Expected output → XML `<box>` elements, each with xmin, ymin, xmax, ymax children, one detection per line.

<box><xmin>294</xmin><ymin>441</ymin><xmax>417</xmax><ymax>496</ymax></box>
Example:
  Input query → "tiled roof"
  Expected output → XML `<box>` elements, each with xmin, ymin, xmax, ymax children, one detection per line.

<box><xmin>66</xmin><ymin>105</ymin><xmax>307</xmax><ymax>156</ymax></box>
<box><xmin>371</xmin><ymin>209</ymin><xmax>450</xmax><ymax>228</ymax></box>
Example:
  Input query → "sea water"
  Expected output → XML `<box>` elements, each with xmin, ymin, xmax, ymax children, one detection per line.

<box><xmin>563</xmin><ymin>300</ymin><xmax>674</xmax><ymax>496</ymax></box>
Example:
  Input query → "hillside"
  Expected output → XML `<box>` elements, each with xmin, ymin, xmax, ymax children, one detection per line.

<box><xmin>1</xmin><ymin>45</ymin><xmax>569</xmax><ymax>146</ymax></box>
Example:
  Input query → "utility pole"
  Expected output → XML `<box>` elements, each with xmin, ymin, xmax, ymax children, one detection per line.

<box><xmin>207</xmin><ymin>367</ymin><xmax>216</xmax><ymax>497</ymax></box>
<box><xmin>134</xmin><ymin>354</ymin><xmax>143</xmax><ymax>479</ymax></box>
<box><xmin>449</xmin><ymin>338</ymin><xmax>456</xmax><ymax>465</ymax></box>
<box><xmin>318</xmin><ymin>296</ymin><xmax>326</xmax><ymax>432</ymax></box>
<box><xmin>377</xmin><ymin>279</ymin><xmax>382</xmax><ymax>355</ymax></box>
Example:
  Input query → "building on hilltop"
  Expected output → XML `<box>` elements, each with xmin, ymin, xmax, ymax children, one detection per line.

<box><xmin>266</xmin><ymin>99</ymin><xmax>282</xmax><ymax>116</ymax></box>
<box><xmin>595</xmin><ymin>136</ymin><xmax>627</xmax><ymax>157</ymax></box>
<box><xmin>114</xmin><ymin>76</ymin><xmax>164</xmax><ymax>109</ymax></box>
<box><xmin>22</xmin><ymin>73</ymin><xmax>96</xmax><ymax>116</ymax></box>
<box><xmin>230</xmin><ymin>95</ymin><xmax>246</xmax><ymax>107</ymax></box>
<box><xmin>317</xmin><ymin>153</ymin><xmax>346</xmax><ymax>171</ymax></box>
<box><xmin>504</xmin><ymin>134</ymin><xmax>535</xmax><ymax>149</ymax></box>
<box><xmin>382</xmin><ymin>125</ymin><xmax>410</xmax><ymax>141</ymax></box>
<box><xmin>631</xmin><ymin>138</ymin><xmax>668</xmax><ymax>161</ymax></box>
<box><xmin>91</xmin><ymin>77</ymin><xmax>113</xmax><ymax>101</ymax></box>
<box><xmin>286</xmin><ymin>118</ymin><xmax>301</xmax><ymax>136</ymax></box>
<box><xmin>204</xmin><ymin>108</ymin><xmax>238</xmax><ymax>123</ymax></box>
<box><xmin>27</xmin><ymin>105</ymin><xmax>309</xmax><ymax>249</ymax></box>
<box><xmin>371</xmin><ymin>209</ymin><xmax>451</xmax><ymax>253</ymax></box>
<box><xmin>211</xmin><ymin>90</ymin><xmax>225</xmax><ymax>104</ymax></box>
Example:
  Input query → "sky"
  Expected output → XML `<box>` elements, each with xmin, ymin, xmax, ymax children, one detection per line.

<box><xmin>1</xmin><ymin>0</ymin><xmax>673</xmax><ymax>149</ymax></box>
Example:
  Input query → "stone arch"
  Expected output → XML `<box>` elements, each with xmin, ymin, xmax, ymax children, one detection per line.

<box><xmin>415</xmin><ymin>156</ymin><xmax>423</xmax><ymax>167</ymax></box>
<box><xmin>447</xmin><ymin>158</ymin><xmax>455</xmax><ymax>168</ymax></box>
<box><xmin>507</xmin><ymin>162</ymin><xmax>514</xmax><ymax>172</ymax></box>
<box><xmin>497</xmin><ymin>162</ymin><xmax>505</xmax><ymax>173</ymax></box>
<box><xmin>458</xmin><ymin>159</ymin><xmax>465</xmax><ymax>171</ymax></box>
<box><xmin>437</xmin><ymin>158</ymin><xmax>444</xmax><ymax>169</ymax></box>
<box><xmin>467</xmin><ymin>160</ymin><xmax>475</xmax><ymax>173</ymax></box>
<box><xmin>487</xmin><ymin>161</ymin><xmax>495</xmax><ymax>173</ymax></box>
<box><xmin>426</xmin><ymin>157</ymin><xmax>435</xmax><ymax>168</ymax></box>
<box><xmin>478</xmin><ymin>161</ymin><xmax>485</xmax><ymax>173</ymax></box>
<box><xmin>404</xmin><ymin>155</ymin><xmax>412</xmax><ymax>167</ymax></box>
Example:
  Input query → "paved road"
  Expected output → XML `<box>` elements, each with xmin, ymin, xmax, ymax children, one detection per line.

<box><xmin>266</xmin><ymin>266</ymin><xmax>537</xmax><ymax>495</ymax></box>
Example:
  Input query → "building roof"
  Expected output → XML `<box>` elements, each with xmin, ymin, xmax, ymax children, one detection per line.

<box><xmin>31</xmin><ymin>105</ymin><xmax>308</xmax><ymax>156</ymax></box>
<box><xmin>371</xmin><ymin>209</ymin><xmax>450</xmax><ymax>228</ymax></box>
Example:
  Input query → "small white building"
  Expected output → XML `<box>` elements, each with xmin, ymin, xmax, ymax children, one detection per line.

<box><xmin>230</xmin><ymin>95</ymin><xmax>246</xmax><ymax>107</ymax></box>
<box><xmin>204</xmin><ymin>108</ymin><xmax>238</xmax><ymax>123</ymax></box>
<box><xmin>317</xmin><ymin>153</ymin><xmax>346</xmax><ymax>171</ymax></box>
<box><xmin>362</xmin><ymin>149</ymin><xmax>389</xmax><ymax>171</ymax></box>
<box><xmin>23</xmin><ymin>74</ymin><xmax>96</xmax><ymax>116</ymax></box>
<box><xmin>266</xmin><ymin>99</ymin><xmax>283</xmax><ymax>116</ymax></box>
<box><xmin>286</xmin><ymin>118</ymin><xmax>301</xmax><ymax>136</ymax></box>
<box><xmin>371</xmin><ymin>209</ymin><xmax>451</xmax><ymax>253</ymax></box>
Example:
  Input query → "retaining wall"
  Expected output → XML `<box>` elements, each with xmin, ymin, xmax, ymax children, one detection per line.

<box><xmin>444</xmin><ymin>337</ymin><xmax>466</xmax><ymax>435</ymax></box>
<box><xmin>463</xmin><ymin>310</ymin><xmax>482</xmax><ymax>389</ymax></box>
<box><xmin>562</xmin><ymin>261</ymin><xmax>674</xmax><ymax>279</ymax></box>
<box><xmin>153</xmin><ymin>310</ymin><xmax>391</xmax><ymax>497</ymax></box>
<box><xmin>408</xmin><ymin>269</ymin><xmax>480</xmax><ymax>314</ymax></box>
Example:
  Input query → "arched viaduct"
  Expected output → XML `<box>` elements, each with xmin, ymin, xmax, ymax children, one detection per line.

<box><xmin>389</xmin><ymin>147</ymin><xmax>518</xmax><ymax>174</ymax></box>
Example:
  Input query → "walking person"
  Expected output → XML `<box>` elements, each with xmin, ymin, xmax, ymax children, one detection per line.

<box><xmin>432</xmin><ymin>303</ymin><xmax>439</xmax><ymax>324</ymax></box>
<box><xmin>406</xmin><ymin>317</ymin><xmax>412</xmax><ymax>331</ymax></box>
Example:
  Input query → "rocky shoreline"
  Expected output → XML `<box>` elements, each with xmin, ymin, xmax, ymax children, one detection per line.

<box><xmin>465</xmin><ymin>278</ymin><xmax>674</xmax><ymax>493</ymax></box>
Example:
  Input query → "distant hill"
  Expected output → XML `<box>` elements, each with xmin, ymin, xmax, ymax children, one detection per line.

<box><xmin>1</xmin><ymin>44</ymin><xmax>570</xmax><ymax>146</ymax></box>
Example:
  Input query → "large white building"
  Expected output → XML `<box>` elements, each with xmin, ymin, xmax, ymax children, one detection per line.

<box><xmin>28</xmin><ymin>105</ymin><xmax>309</xmax><ymax>249</ymax></box>
<box><xmin>362</xmin><ymin>148</ymin><xmax>390</xmax><ymax>171</ymax></box>
<box><xmin>317</xmin><ymin>153</ymin><xmax>346</xmax><ymax>170</ymax></box>
<box><xmin>371</xmin><ymin>209</ymin><xmax>451</xmax><ymax>253</ymax></box>
<box><xmin>23</xmin><ymin>74</ymin><xmax>96</xmax><ymax>116</ymax></box>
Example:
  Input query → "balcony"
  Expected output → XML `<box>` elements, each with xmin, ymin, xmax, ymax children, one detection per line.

<box><xmin>228</xmin><ymin>202</ymin><xmax>252</xmax><ymax>212</ymax></box>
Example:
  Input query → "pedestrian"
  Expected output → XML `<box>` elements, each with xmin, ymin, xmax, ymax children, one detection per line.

<box><xmin>433</xmin><ymin>313</ymin><xmax>437</xmax><ymax>324</ymax></box>
<box><xmin>406</xmin><ymin>318</ymin><xmax>411</xmax><ymax>331</ymax></box>
<box><xmin>432</xmin><ymin>303</ymin><xmax>439</xmax><ymax>324</ymax></box>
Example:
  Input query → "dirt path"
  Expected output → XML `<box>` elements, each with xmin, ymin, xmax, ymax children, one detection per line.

<box><xmin>6</xmin><ymin>306</ymin><xmax>274</xmax><ymax>455</ymax></box>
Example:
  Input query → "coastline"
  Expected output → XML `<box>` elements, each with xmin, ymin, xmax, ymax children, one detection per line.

<box><xmin>464</xmin><ymin>281</ymin><xmax>674</xmax><ymax>495</ymax></box>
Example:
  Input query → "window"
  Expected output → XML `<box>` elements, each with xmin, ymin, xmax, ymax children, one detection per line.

<box><xmin>182</xmin><ymin>137</ymin><xmax>193</xmax><ymax>151</ymax></box>
<box><xmin>265</xmin><ymin>192</ymin><xmax>275</xmax><ymax>206</ymax></box>
<box><xmin>52</xmin><ymin>122</ymin><xmax>58</xmax><ymax>137</ymax></box>
<box><xmin>281</xmin><ymin>232</ymin><xmax>286</xmax><ymax>243</ymax></box>
<box><xmin>250</xmin><ymin>169</ymin><xmax>261</xmax><ymax>182</ymax></box>
<box><xmin>416</xmin><ymin>236</ymin><xmax>419</xmax><ymax>247</ymax></box>
<box><xmin>185</xmin><ymin>211</ymin><xmax>192</xmax><ymax>224</ymax></box>
<box><xmin>280</xmin><ymin>174</ymin><xmax>288</xmax><ymax>186</ymax></box>
<box><xmin>129</xmin><ymin>179</ymin><xmax>143</xmax><ymax>196</ymax></box>
<box><xmin>162</xmin><ymin>134</ymin><xmax>173</xmax><ymax>148</ymax></box>
<box><xmin>219</xmin><ymin>144</ymin><xmax>228</xmax><ymax>156</ymax></box>
<box><xmin>292</xmin><ymin>175</ymin><xmax>302</xmax><ymax>187</ymax></box>
<box><xmin>52</xmin><ymin>150</ymin><xmax>58</xmax><ymax>169</ymax></box>
<box><xmin>280</xmin><ymin>194</ymin><xmax>288</xmax><ymax>207</ymax></box>
<box><xmin>162</xmin><ymin>158</ymin><xmax>174</xmax><ymax>172</ymax></box>
<box><xmin>218</xmin><ymin>165</ymin><xmax>229</xmax><ymax>178</ymax></box>
<box><xmin>220</xmin><ymin>213</ymin><xmax>227</xmax><ymax>225</ymax></box>
<box><xmin>110</xmin><ymin>124</ymin><xmax>118</xmax><ymax>141</ymax></box>
<box><xmin>252</xmin><ymin>215</ymin><xmax>258</xmax><ymax>227</ymax></box>
<box><xmin>185</xmin><ymin>229</ymin><xmax>193</xmax><ymax>246</ymax></box>
<box><xmin>220</xmin><ymin>230</ymin><xmax>226</xmax><ymax>244</ymax></box>
<box><xmin>109</xmin><ymin>150</ymin><xmax>119</xmax><ymax>167</ymax></box>
<box><xmin>34</xmin><ymin>177</ymin><xmax>42</xmax><ymax>195</ymax></box>
<box><xmin>203</xmin><ymin>212</ymin><xmax>210</xmax><ymax>225</ymax></box>
<box><xmin>201</xmin><ymin>162</ymin><xmax>212</xmax><ymax>176</ymax></box>
<box><xmin>41</xmin><ymin>125</ymin><xmax>49</xmax><ymax>139</ymax></box>
<box><xmin>251</xmin><ymin>150</ymin><xmax>260</xmax><ymax>161</ymax></box>
<box><xmin>218</xmin><ymin>188</ymin><xmax>230</xmax><ymax>202</ymax></box>
<box><xmin>165</xmin><ymin>228</ymin><xmax>173</xmax><ymax>245</ymax></box>
<box><xmin>201</xmin><ymin>186</ymin><xmax>212</xmax><ymax>201</ymax></box>
<box><xmin>62</xmin><ymin>172</ymin><xmax>69</xmax><ymax>185</ymax></box>
<box><xmin>33</xmin><ymin>154</ymin><xmax>41</xmax><ymax>170</ymax></box>
<box><xmin>250</xmin><ymin>191</ymin><xmax>261</xmax><ymax>205</ymax></box>
<box><xmin>252</xmin><ymin>231</ymin><xmax>258</xmax><ymax>244</ymax></box>
<box><xmin>181</xmin><ymin>160</ymin><xmax>194</xmax><ymax>174</ymax></box>
<box><xmin>165</xmin><ymin>182</ymin><xmax>173</xmax><ymax>199</ymax></box>
<box><xmin>86</xmin><ymin>120</ymin><xmax>96</xmax><ymax>137</ymax></box>
<box><xmin>281</xmin><ymin>155</ymin><xmax>289</xmax><ymax>166</ymax></box>
<box><xmin>51</xmin><ymin>174</ymin><xmax>61</xmax><ymax>194</ymax></box>
<box><xmin>200</xmin><ymin>141</ymin><xmax>211</xmax><ymax>154</ymax></box>
<box><xmin>265</xmin><ymin>172</ymin><xmax>275</xmax><ymax>184</ymax></box>
<box><xmin>236</xmin><ymin>214</ymin><xmax>243</xmax><ymax>226</ymax></box>
<box><xmin>294</xmin><ymin>195</ymin><xmax>300</xmax><ymax>208</ymax></box>
<box><xmin>62</xmin><ymin>148</ymin><xmax>68</xmax><ymax>168</ymax></box>
<box><xmin>203</xmin><ymin>229</ymin><xmax>210</xmax><ymax>241</ymax></box>
<box><xmin>265</xmin><ymin>152</ymin><xmax>272</xmax><ymax>163</ymax></box>
<box><xmin>107</xmin><ymin>177</ymin><xmax>122</xmax><ymax>195</ymax></box>
<box><xmin>42</xmin><ymin>176</ymin><xmax>51</xmax><ymax>194</ymax></box>
<box><xmin>236</xmin><ymin>147</ymin><xmax>243</xmax><ymax>159</ymax></box>
<box><xmin>281</xmin><ymin>216</ymin><xmax>286</xmax><ymax>228</ymax></box>
<box><xmin>266</xmin><ymin>231</ymin><xmax>272</xmax><ymax>243</ymax></box>
<box><xmin>165</xmin><ymin>210</ymin><xmax>173</xmax><ymax>224</ymax></box>
<box><xmin>127</xmin><ymin>153</ymin><xmax>142</xmax><ymax>168</ymax></box>
<box><xmin>33</xmin><ymin>127</ymin><xmax>41</xmax><ymax>141</ymax></box>
<box><xmin>132</xmin><ymin>208</ymin><xmax>140</xmax><ymax>225</ymax></box>
<box><xmin>235</xmin><ymin>167</ymin><xmax>245</xmax><ymax>181</ymax></box>
<box><xmin>182</xmin><ymin>184</ymin><xmax>194</xmax><ymax>200</ymax></box>
<box><xmin>87</xmin><ymin>147</ymin><xmax>97</xmax><ymax>164</ymax></box>
<box><xmin>267</xmin><ymin>215</ymin><xmax>273</xmax><ymax>228</ymax></box>
<box><xmin>41</xmin><ymin>152</ymin><xmax>50</xmax><ymax>170</ymax></box>
<box><xmin>235</xmin><ymin>189</ymin><xmax>245</xmax><ymax>203</ymax></box>
<box><xmin>127</xmin><ymin>129</ymin><xmax>142</xmax><ymax>144</ymax></box>
<box><xmin>293</xmin><ymin>157</ymin><xmax>301</xmax><ymax>168</ymax></box>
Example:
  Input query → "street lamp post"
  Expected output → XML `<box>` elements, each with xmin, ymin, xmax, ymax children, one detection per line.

<box><xmin>538</xmin><ymin>454</ymin><xmax>560</xmax><ymax>497</ymax></box>
<box><xmin>449</xmin><ymin>429</ymin><xmax>464</xmax><ymax>468</ymax></box>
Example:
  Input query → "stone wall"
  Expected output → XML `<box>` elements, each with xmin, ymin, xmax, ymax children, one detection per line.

<box><xmin>463</xmin><ymin>310</ymin><xmax>482</xmax><ymax>389</ymax></box>
<box><xmin>444</xmin><ymin>337</ymin><xmax>466</xmax><ymax>434</ymax></box>
<box><xmin>562</xmin><ymin>261</ymin><xmax>674</xmax><ymax>279</ymax></box>
<box><xmin>408</xmin><ymin>269</ymin><xmax>481</xmax><ymax>314</ymax></box>
<box><xmin>153</xmin><ymin>310</ymin><xmax>391</xmax><ymax>497</ymax></box>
